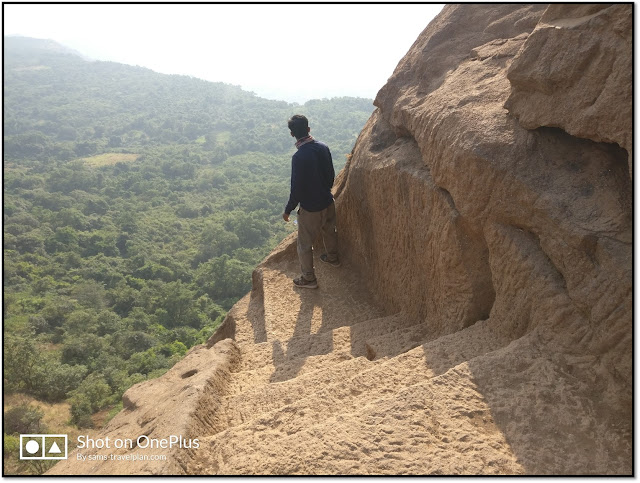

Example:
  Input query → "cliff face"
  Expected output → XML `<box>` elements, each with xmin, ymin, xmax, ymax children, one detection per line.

<box><xmin>49</xmin><ymin>4</ymin><xmax>632</xmax><ymax>476</ymax></box>
<box><xmin>336</xmin><ymin>1</ymin><xmax>631</xmax><ymax>386</ymax></box>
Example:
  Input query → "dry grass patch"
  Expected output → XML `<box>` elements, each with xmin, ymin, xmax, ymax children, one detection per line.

<box><xmin>3</xmin><ymin>394</ymin><xmax>104</xmax><ymax>475</ymax></box>
<box><xmin>3</xmin><ymin>393</ymin><xmax>102</xmax><ymax>439</ymax></box>
<box><xmin>82</xmin><ymin>153</ymin><xmax>140</xmax><ymax>167</ymax></box>
<box><xmin>5</xmin><ymin>393</ymin><xmax>71</xmax><ymax>433</ymax></box>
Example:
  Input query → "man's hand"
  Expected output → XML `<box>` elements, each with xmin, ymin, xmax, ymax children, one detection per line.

<box><xmin>282</xmin><ymin>213</ymin><xmax>290</xmax><ymax>222</ymax></box>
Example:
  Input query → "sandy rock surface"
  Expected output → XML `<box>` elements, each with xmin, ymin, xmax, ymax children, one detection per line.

<box><xmin>49</xmin><ymin>4</ymin><xmax>632</xmax><ymax>476</ymax></box>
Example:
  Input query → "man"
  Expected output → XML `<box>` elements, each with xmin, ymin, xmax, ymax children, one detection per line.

<box><xmin>283</xmin><ymin>114</ymin><xmax>339</xmax><ymax>289</ymax></box>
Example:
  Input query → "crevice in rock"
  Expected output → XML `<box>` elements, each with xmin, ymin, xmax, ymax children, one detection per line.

<box><xmin>579</xmin><ymin>234</ymin><xmax>599</xmax><ymax>268</ymax></box>
<box><xmin>437</xmin><ymin>186</ymin><xmax>496</xmax><ymax>329</ymax></box>
<box><xmin>436</xmin><ymin>186</ymin><xmax>458</xmax><ymax>213</ymax></box>
<box><xmin>365</xmin><ymin>343</ymin><xmax>376</xmax><ymax>362</ymax></box>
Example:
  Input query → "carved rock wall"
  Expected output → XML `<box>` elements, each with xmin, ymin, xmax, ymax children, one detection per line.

<box><xmin>335</xmin><ymin>2</ymin><xmax>631</xmax><ymax>390</ymax></box>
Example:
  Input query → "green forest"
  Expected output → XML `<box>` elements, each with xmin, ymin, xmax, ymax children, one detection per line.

<box><xmin>3</xmin><ymin>36</ymin><xmax>373</xmax><ymax>473</ymax></box>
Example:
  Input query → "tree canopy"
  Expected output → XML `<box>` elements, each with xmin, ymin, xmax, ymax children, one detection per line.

<box><xmin>3</xmin><ymin>36</ymin><xmax>373</xmax><ymax>467</ymax></box>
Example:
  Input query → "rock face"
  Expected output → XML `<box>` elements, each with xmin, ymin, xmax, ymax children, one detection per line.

<box><xmin>49</xmin><ymin>3</ymin><xmax>632</xmax><ymax>476</ymax></box>
<box><xmin>503</xmin><ymin>4</ymin><xmax>632</xmax><ymax>176</ymax></box>
<box><xmin>337</xmin><ymin>2</ymin><xmax>631</xmax><ymax>382</ymax></box>
<box><xmin>48</xmin><ymin>339</ymin><xmax>240</xmax><ymax>475</ymax></box>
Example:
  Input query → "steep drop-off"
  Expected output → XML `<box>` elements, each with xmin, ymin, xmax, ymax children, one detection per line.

<box><xmin>49</xmin><ymin>4</ymin><xmax>632</xmax><ymax>475</ymax></box>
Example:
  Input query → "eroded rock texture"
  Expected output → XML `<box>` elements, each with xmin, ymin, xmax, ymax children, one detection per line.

<box><xmin>49</xmin><ymin>4</ymin><xmax>632</xmax><ymax>476</ymax></box>
<box><xmin>335</xmin><ymin>2</ymin><xmax>632</xmax><ymax>471</ymax></box>
<box><xmin>504</xmin><ymin>4</ymin><xmax>632</xmax><ymax>176</ymax></box>
<box><xmin>338</xmin><ymin>3</ymin><xmax>631</xmax><ymax>364</ymax></box>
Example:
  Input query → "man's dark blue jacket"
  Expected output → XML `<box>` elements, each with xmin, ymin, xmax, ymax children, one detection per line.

<box><xmin>284</xmin><ymin>139</ymin><xmax>335</xmax><ymax>215</ymax></box>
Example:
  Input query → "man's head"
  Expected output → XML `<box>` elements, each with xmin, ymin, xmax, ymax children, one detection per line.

<box><xmin>288</xmin><ymin>114</ymin><xmax>310</xmax><ymax>139</ymax></box>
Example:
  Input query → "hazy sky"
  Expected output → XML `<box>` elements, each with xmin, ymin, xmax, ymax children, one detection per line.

<box><xmin>3</xmin><ymin>3</ymin><xmax>444</xmax><ymax>103</ymax></box>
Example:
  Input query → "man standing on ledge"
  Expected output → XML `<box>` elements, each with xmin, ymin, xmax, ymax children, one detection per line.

<box><xmin>283</xmin><ymin>114</ymin><xmax>340</xmax><ymax>289</ymax></box>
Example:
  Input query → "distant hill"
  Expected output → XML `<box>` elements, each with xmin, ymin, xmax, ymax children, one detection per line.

<box><xmin>4</xmin><ymin>35</ymin><xmax>91</xmax><ymax>61</ymax></box>
<box><xmin>4</xmin><ymin>35</ymin><xmax>373</xmax><ymax>168</ymax></box>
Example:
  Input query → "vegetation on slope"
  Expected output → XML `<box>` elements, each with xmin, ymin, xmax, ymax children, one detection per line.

<box><xmin>3</xmin><ymin>36</ymin><xmax>373</xmax><ymax>474</ymax></box>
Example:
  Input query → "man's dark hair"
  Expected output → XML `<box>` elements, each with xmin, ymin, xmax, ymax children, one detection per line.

<box><xmin>288</xmin><ymin>115</ymin><xmax>309</xmax><ymax>139</ymax></box>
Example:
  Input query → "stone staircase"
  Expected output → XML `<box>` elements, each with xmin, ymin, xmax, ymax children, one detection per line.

<box><xmin>184</xmin><ymin>238</ymin><xmax>529</xmax><ymax>475</ymax></box>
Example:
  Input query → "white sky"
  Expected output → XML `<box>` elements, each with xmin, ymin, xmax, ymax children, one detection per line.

<box><xmin>3</xmin><ymin>3</ymin><xmax>444</xmax><ymax>103</ymax></box>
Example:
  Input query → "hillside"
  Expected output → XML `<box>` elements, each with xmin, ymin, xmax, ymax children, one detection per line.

<box><xmin>3</xmin><ymin>36</ymin><xmax>373</xmax><ymax>475</ymax></box>
<box><xmin>4</xmin><ymin>36</ymin><xmax>373</xmax><ymax>167</ymax></box>
<box><xmin>46</xmin><ymin>4</ymin><xmax>632</xmax><ymax>475</ymax></box>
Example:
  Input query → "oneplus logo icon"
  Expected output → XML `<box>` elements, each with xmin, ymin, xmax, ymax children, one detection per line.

<box><xmin>20</xmin><ymin>434</ymin><xmax>68</xmax><ymax>460</ymax></box>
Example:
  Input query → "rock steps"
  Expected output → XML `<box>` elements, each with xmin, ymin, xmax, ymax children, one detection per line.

<box><xmin>234</xmin><ymin>311</ymin><xmax>425</xmax><ymax>372</ymax></box>
<box><xmin>201</xmin><ymin>315</ymin><xmax>516</xmax><ymax>455</ymax></box>
<box><xmin>190</xmin><ymin>361</ymin><xmax>523</xmax><ymax>475</ymax></box>
<box><xmin>186</xmin><ymin>245</ymin><xmax>630</xmax><ymax>475</ymax></box>
<box><xmin>190</xmin><ymin>247</ymin><xmax>527</xmax><ymax>474</ymax></box>
<box><xmin>220</xmin><ymin>357</ymin><xmax>372</xmax><ymax>430</ymax></box>
<box><xmin>227</xmin><ymin>347</ymin><xmax>359</xmax><ymax>391</ymax></box>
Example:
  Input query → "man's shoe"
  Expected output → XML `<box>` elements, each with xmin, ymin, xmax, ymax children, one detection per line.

<box><xmin>293</xmin><ymin>276</ymin><xmax>318</xmax><ymax>289</ymax></box>
<box><xmin>320</xmin><ymin>254</ymin><xmax>341</xmax><ymax>267</ymax></box>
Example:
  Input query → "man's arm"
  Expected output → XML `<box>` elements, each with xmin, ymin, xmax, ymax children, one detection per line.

<box><xmin>283</xmin><ymin>156</ymin><xmax>300</xmax><ymax>219</ymax></box>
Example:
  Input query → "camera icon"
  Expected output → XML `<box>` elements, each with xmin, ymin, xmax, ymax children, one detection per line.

<box><xmin>19</xmin><ymin>434</ymin><xmax>68</xmax><ymax>460</ymax></box>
